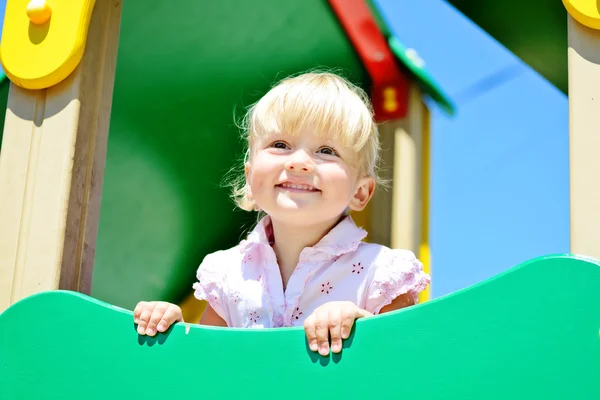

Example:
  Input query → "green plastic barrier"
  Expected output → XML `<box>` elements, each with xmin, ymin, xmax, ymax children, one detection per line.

<box><xmin>1</xmin><ymin>254</ymin><xmax>599</xmax><ymax>399</ymax></box>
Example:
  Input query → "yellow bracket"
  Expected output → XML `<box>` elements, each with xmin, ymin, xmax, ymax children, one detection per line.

<box><xmin>563</xmin><ymin>0</ymin><xmax>600</xmax><ymax>30</ymax></box>
<box><xmin>0</xmin><ymin>0</ymin><xmax>97</xmax><ymax>89</ymax></box>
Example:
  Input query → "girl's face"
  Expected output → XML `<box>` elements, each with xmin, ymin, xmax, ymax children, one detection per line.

<box><xmin>245</xmin><ymin>129</ymin><xmax>375</xmax><ymax>227</ymax></box>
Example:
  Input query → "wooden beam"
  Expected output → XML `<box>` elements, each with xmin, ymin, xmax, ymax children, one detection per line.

<box><xmin>363</xmin><ymin>85</ymin><xmax>431</xmax><ymax>302</ymax></box>
<box><xmin>0</xmin><ymin>0</ymin><xmax>122</xmax><ymax>311</ymax></box>
<box><xmin>566</xmin><ymin>16</ymin><xmax>600</xmax><ymax>259</ymax></box>
<box><xmin>391</xmin><ymin>88</ymin><xmax>423</xmax><ymax>253</ymax></box>
<box><xmin>367</xmin><ymin>85</ymin><xmax>424</xmax><ymax>254</ymax></box>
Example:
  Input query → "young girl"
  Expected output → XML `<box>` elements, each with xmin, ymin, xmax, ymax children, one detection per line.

<box><xmin>133</xmin><ymin>72</ymin><xmax>430</xmax><ymax>356</ymax></box>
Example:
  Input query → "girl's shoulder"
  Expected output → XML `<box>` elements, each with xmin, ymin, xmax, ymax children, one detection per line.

<box><xmin>353</xmin><ymin>243</ymin><xmax>430</xmax><ymax>308</ymax></box>
<box><xmin>354</xmin><ymin>241</ymin><xmax>421</xmax><ymax>266</ymax></box>
<box><xmin>195</xmin><ymin>244</ymin><xmax>245</xmax><ymax>276</ymax></box>
<box><xmin>192</xmin><ymin>244</ymin><xmax>248</xmax><ymax>308</ymax></box>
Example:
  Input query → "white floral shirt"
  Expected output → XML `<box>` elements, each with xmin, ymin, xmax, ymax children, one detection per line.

<box><xmin>193</xmin><ymin>215</ymin><xmax>430</xmax><ymax>328</ymax></box>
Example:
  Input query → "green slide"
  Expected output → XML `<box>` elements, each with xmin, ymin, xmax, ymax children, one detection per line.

<box><xmin>1</xmin><ymin>254</ymin><xmax>599</xmax><ymax>399</ymax></box>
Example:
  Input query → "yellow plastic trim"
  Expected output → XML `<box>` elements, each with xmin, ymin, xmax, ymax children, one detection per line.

<box><xmin>0</xmin><ymin>0</ymin><xmax>97</xmax><ymax>89</ymax></box>
<box><xmin>383</xmin><ymin>87</ymin><xmax>398</xmax><ymax>113</ymax></box>
<box><xmin>563</xmin><ymin>0</ymin><xmax>600</xmax><ymax>30</ymax></box>
<box><xmin>179</xmin><ymin>293</ymin><xmax>207</xmax><ymax>324</ymax></box>
<box><xmin>418</xmin><ymin>102</ymin><xmax>431</xmax><ymax>304</ymax></box>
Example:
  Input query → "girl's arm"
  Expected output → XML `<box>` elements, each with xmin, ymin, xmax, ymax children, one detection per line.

<box><xmin>379</xmin><ymin>292</ymin><xmax>415</xmax><ymax>314</ymax></box>
<box><xmin>199</xmin><ymin>304</ymin><xmax>228</xmax><ymax>327</ymax></box>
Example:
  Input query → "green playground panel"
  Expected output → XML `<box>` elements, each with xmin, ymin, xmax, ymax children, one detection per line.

<box><xmin>1</xmin><ymin>254</ymin><xmax>599</xmax><ymax>399</ymax></box>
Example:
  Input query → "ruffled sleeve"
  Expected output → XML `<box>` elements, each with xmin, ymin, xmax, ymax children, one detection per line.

<box><xmin>365</xmin><ymin>249</ymin><xmax>431</xmax><ymax>314</ymax></box>
<box><xmin>192</xmin><ymin>252</ymin><xmax>230</xmax><ymax>325</ymax></box>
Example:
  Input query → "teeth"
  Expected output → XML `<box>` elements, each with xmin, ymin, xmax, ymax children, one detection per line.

<box><xmin>281</xmin><ymin>183</ymin><xmax>314</xmax><ymax>191</ymax></box>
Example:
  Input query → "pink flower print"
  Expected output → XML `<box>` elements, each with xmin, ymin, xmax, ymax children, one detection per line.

<box><xmin>352</xmin><ymin>262</ymin><xmax>364</xmax><ymax>274</ymax></box>
<box><xmin>249</xmin><ymin>311</ymin><xmax>259</xmax><ymax>323</ymax></box>
<box><xmin>321</xmin><ymin>282</ymin><xmax>333</xmax><ymax>294</ymax></box>
<box><xmin>231</xmin><ymin>292</ymin><xmax>240</xmax><ymax>304</ymax></box>
<box><xmin>242</xmin><ymin>253</ymin><xmax>253</xmax><ymax>264</ymax></box>
<box><xmin>292</xmin><ymin>307</ymin><xmax>303</xmax><ymax>320</ymax></box>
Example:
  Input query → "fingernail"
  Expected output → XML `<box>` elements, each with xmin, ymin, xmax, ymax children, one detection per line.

<box><xmin>310</xmin><ymin>343</ymin><xmax>318</xmax><ymax>351</ymax></box>
<box><xmin>332</xmin><ymin>344</ymin><xmax>341</xmax><ymax>353</ymax></box>
<box><xmin>319</xmin><ymin>344</ymin><xmax>329</xmax><ymax>355</ymax></box>
<box><xmin>134</xmin><ymin>318</ymin><xmax>139</xmax><ymax>324</ymax></box>
<box><xmin>137</xmin><ymin>326</ymin><xmax>145</xmax><ymax>335</ymax></box>
<box><xmin>157</xmin><ymin>322</ymin><xmax>165</xmax><ymax>331</ymax></box>
<box><xmin>146</xmin><ymin>328</ymin><xmax>155</xmax><ymax>336</ymax></box>
<box><xmin>341</xmin><ymin>329</ymin><xmax>349</xmax><ymax>339</ymax></box>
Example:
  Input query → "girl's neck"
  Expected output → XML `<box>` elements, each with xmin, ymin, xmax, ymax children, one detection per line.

<box><xmin>270</xmin><ymin>215</ymin><xmax>343</xmax><ymax>290</ymax></box>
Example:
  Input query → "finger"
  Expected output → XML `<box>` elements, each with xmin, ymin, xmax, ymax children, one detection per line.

<box><xmin>157</xmin><ymin>305</ymin><xmax>182</xmax><ymax>332</ymax></box>
<box><xmin>340</xmin><ymin>307</ymin><xmax>356</xmax><ymax>340</ymax></box>
<box><xmin>328</xmin><ymin>309</ymin><xmax>343</xmax><ymax>354</ymax></box>
<box><xmin>137</xmin><ymin>302</ymin><xmax>157</xmax><ymax>335</ymax></box>
<box><xmin>145</xmin><ymin>304</ymin><xmax>169</xmax><ymax>336</ymax></box>
<box><xmin>133</xmin><ymin>301</ymin><xmax>147</xmax><ymax>323</ymax></box>
<box><xmin>304</xmin><ymin>315</ymin><xmax>318</xmax><ymax>352</ymax></box>
<box><xmin>356</xmin><ymin>308</ymin><xmax>373</xmax><ymax>319</ymax></box>
<box><xmin>314</xmin><ymin>310</ymin><xmax>330</xmax><ymax>356</ymax></box>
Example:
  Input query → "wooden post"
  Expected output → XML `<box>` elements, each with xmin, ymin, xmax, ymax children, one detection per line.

<box><xmin>368</xmin><ymin>86</ymin><xmax>423</xmax><ymax>252</ymax></box>
<box><xmin>366</xmin><ymin>84</ymin><xmax>431</xmax><ymax>302</ymax></box>
<box><xmin>566</xmin><ymin>14</ymin><xmax>600</xmax><ymax>259</ymax></box>
<box><xmin>0</xmin><ymin>0</ymin><xmax>122</xmax><ymax>311</ymax></box>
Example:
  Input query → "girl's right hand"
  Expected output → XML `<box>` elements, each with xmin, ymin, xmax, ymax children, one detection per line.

<box><xmin>133</xmin><ymin>301</ymin><xmax>183</xmax><ymax>336</ymax></box>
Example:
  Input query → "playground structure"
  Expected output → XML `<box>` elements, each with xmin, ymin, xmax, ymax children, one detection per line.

<box><xmin>0</xmin><ymin>0</ymin><xmax>457</xmax><ymax>319</ymax></box>
<box><xmin>0</xmin><ymin>0</ymin><xmax>599</xmax><ymax>398</ymax></box>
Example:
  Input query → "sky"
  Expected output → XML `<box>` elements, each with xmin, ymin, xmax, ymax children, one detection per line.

<box><xmin>375</xmin><ymin>0</ymin><xmax>569</xmax><ymax>297</ymax></box>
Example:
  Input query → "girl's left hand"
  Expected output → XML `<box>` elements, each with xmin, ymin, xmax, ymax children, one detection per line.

<box><xmin>303</xmin><ymin>301</ymin><xmax>372</xmax><ymax>356</ymax></box>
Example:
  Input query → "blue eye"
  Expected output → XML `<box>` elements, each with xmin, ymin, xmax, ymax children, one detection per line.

<box><xmin>318</xmin><ymin>146</ymin><xmax>338</xmax><ymax>156</ymax></box>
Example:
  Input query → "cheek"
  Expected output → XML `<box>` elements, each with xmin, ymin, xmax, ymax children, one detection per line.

<box><xmin>248</xmin><ymin>155</ymin><xmax>277</xmax><ymax>188</ymax></box>
<box><xmin>321</xmin><ymin>165</ymin><xmax>357</xmax><ymax>192</ymax></box>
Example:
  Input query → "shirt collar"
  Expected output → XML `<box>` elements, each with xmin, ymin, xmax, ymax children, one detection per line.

<box><xmin>239</xmin><ymin>214</ymin><xmax>367</xmax><ymax>256</ymax></box>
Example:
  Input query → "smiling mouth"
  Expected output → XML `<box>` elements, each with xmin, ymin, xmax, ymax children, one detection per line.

<box><xmin>276</xmin><ymin>182</ymin><xmax>320</xmax><ymax>192</ymax></box>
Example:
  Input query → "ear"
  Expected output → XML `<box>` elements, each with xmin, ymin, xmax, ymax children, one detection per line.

<box><xmin>348</xmin><ymin>176</ymin><xmax>375</xmax><ymax>212</ymax></box>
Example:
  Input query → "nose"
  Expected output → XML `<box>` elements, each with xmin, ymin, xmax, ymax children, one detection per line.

<box><xmin>284</xmin><ymin>150</ymin><xmax>314</xmax><ymax>173</ymax></box>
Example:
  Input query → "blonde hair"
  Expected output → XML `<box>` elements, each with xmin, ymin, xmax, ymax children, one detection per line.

<box><xmin>230</xmin><ymin>71</ymin><xmax>381</xmax><ymax>211</ymax></box>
